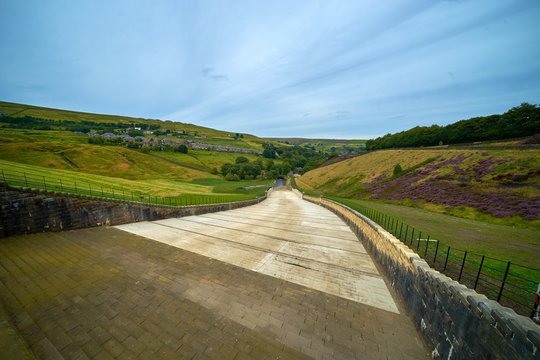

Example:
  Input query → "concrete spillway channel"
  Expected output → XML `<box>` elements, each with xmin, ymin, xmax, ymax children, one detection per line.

<box><xmin>117</xmin><ymin>189</ymin><xmax>399</xmax><ymax>314</ymax></box>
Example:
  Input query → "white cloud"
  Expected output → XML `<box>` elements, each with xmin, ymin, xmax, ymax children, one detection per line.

<box><xmin>1</xmin><ymin>0</ymin><xmax>539</xmax><ymax>137</ymax></box>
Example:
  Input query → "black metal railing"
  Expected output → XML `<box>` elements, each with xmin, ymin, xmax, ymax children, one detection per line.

<box><xmin>0</xmin><ymin>168</ymin><xmax>263</xmax><ymax>207</ymax></box>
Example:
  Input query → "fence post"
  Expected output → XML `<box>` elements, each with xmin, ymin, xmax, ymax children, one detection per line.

<box><xmin>458</xmin><ymin>251</ymin><xmax>468</xmax><ymax>281</ymax></box>
<box><xmin>403</xmin><ymin>225</ymin><xmax>408</xmax><ymax>243</ymax></box>
<box><xmin>122</xmin><ymin>190</ymin><xmax>125</xmax><ymax>201</ymax></box>
<box><xmin>60</xmin><ymin>179</ymin><xmax>63</xmax><ymax>191</ymax></box>
<box><xmin>24</xmin><ymin>173</ymin><xmax>28</xmax><ymax>188</ymax></box>
<box><xmin>443</xmin><ymin>247</ymin><xmax>451</xmax><ymax>271</ymax></box>
<box><xmin>410</xmin><ymin>228</ymin><xmax>415</xmax><ymax>245</ymax></box>
<box><xmin>433</xmin><ymin>240</ymin><xmax>440</xmax><ymax>264</ymax></box>
<box><xmin>390</xmin><ymin>218</ymin><xmax>394</xmax><ymax>232</ymax></box>
<box><xmin>497</xmin><ymin>262</ymin><xmax>511</xmax><ymax>302</ymax></box>
<box><xmin>75</xmin><ymin>181</ymin><xmax>78</xmax><ymax>194</ymax></box>
<box><xmin>416</xmin><ymin>232</ymin><xmax>422</xmax><ymax>251</ymax></box>
<box><xmin>424</xmin><ymin>235</ymin><xmax>430</xmax><ymax>257</ymax></box>
<box><xmin>399</xmin><ymin>223</ymin><xmax>403</xmax><ymax>239</ymax></box>
<box><xmin>43</xmin><ymin>176</ymin><xmax>47</xmax><ymax>191</ymax></box>
<box><xmin>474</xmin><ymin>255</ymin><xmax>485</xmax><ymax>290</ymax></box>
<box><xmin>89</xmin><ymin>184</ymin><xmax>92</xmax><ymax>196</ymax></box>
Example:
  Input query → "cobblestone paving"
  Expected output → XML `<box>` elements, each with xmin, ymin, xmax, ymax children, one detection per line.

<box><xmin>0</xmin><ymin>223</ymin><xmax>429</xmax><ymax>360</ymax></box>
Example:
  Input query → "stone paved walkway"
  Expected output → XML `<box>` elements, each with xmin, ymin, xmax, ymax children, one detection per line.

<box><xmin>0</xmin><ymin>191</ymin><xmax>429</xmax><ymax>359</ymax></box>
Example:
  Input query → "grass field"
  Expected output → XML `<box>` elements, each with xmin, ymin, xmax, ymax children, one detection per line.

<box><xmin>328</xmin><ymin>196</ymin><xmax>538</xmax><ymax>268</ymax></box>
<box><xmin>298</xmin><ymin>148</ymin><xmax>540</xmax><ymax>227</ymax></box>
<box><xmin>0</xmin><ymin>160</ymin><xmax>273</xmax><ymax>205</ymax></box>
<box><xmin>0</xmin><ymin>101</ymin><xmax>279</xmax><ymax>150</ymax></box>
<box><xmin>268</xmin><ymin>137</ymin><xmax>366</xmax><ymax>154</ymax></box>
<box><xmin>0</xmin><ymin>113</ymin><xmax>278</xmax><ymax>205</ymax></box>
<box><xmin>0</xmin><ymin>131</ymin><xmax>211</xmax><ymax>180</ymax></box>
<box><xmin>150</xmin><ymin>150</ymin><xmax>263</xmax><ymax>173</ymax></box>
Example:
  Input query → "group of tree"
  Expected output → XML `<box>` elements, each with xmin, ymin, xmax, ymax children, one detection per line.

<box><xmin>221</xmin><ymin>157</ymin><xmax>265</xmax><ymax>181</ymax></box>
<box><xmin>220</xmin><ymin>144</ymin><xmax>330</xmax><ymax>181</ymax></box>
<box><xmin>220</xmin><ymin>156</ymin><xmax>296</xmax><ymax>181</ymax></box>
<box><xmin>365</xmin><ymin>103</ymin><xmax>540</xmax><ymax>150</ymax></box>
<box><xmin>262</xmin><ymin>143</ymin><xmax>330</xmax><ymax>174</ymax></box>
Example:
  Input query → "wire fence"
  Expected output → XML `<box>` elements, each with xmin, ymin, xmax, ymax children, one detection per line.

<box><xmin>334</xmin><ymin>200</ymin><xmax>539</xmax><ymax>318</ymax></box>
<box><xmin>0</xmin><ymin>168</ymin><xmax>262</xmax><ymax>207</ymax></box>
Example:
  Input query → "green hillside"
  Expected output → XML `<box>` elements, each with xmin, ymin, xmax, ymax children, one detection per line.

<box><xmin>0</xmin><ymin>102</ymin><xmax>291</xmax><ymax>204</ymax></box>
<box><xmin>0</xmin><ymin>101</ymin><xmax>278</xmax><ymax>150</ymax></box>
<box><xmin>297</xmin><ymin>148</ymin><xmax>540</xmax><ymax>227</ymax></box>
<box><xmin>0</xmin><ymin>159</ymin><xmax>272</xmax><ymax>204</ymax></box>
<box><xmin>268</xmin><ymin>137</ymin><xmax>366</xmax><ymax>155</ymax></box>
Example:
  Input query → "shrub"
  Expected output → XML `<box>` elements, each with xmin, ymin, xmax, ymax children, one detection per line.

<box><xmin>225</xmin><ymin>173</ymin><xmax>240</xmax><ymax>181</ymax></box>
<box><xmin>393</xmin><ymin>164</ymin><xmax>403</xmax><ymax>176</ymax></box>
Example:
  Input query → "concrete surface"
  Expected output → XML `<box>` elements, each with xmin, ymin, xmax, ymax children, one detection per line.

<box><xmin>0</xmin><ymin>189</ymin><xmax>429</xmax><ymax>359</ymax></box>
<box><xmin>117</xmin><ymin>190</ymin><xmax>398</xmax><ymax>314</ymax></box>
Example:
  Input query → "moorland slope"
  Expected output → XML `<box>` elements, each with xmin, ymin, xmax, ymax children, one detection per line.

<box><xmin>297</xmin><ymin>147</ymin><xmax>540</xmax><ymax>224</ymax></box>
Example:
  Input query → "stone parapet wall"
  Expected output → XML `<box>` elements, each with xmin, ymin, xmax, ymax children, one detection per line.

<box><xmin>303</xmin><ymin>195</ymin><xmax>539</xmax><ymax>360</ymax></box>
<box><xmin>0</xmin><ymin>185</ymin><xmax>266</xmax><ymax>238</ymax></box>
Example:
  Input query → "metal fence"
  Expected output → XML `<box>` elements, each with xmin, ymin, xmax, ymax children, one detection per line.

<box><xmin>339</xmin><ymin>201</ymin><xmax>539</xmax><ymax>317</ymax></box>
<box><xmin>0</xmin><ymin>168</ymin><xmax>260</xmax><ymax>207</ymax></box>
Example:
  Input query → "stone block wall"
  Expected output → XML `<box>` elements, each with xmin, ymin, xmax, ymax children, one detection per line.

<box><xmin>304</xmin><ymin>195</ymin><xmax>539</xmax><ymax>360</ymax></box>
<box><xmin>0</xmin><ymin>185</ymin><xmax>266</xmax><ymax>238</ymax></box>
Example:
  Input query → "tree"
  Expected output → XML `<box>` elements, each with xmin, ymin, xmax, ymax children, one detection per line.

<box><xmin>225</xmin><ymin>173</ymin><xmax>239</xmax><ymax>181</ymax></box>
<box><xmin>175</xmin><ymin>144</ymin><xmax>188</xmax><ymax>153</ymax></box>
<box><xmin>262</xmin><ymin>144</ymin><xmax>277</xmax><ymax>159</ymax></box>
<box><xmin>235</xmin><ymin>156</ymin><xmax>249</xmax><ymax>164</ymax></box>
<box><xmin>393</xmin><ymin>164</ymin><xmax>403</xmax><ymax>176</ymax></box>
<box><xmin>128</xmin><ymin>129</ymin><xmax>144</xmax><ymax>137</ymax></box>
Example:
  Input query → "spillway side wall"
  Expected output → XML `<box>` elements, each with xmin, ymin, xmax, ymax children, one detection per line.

<box><xmin>303</xmin><ymin>195</ymin><xmax>539</xmax><ymax>360</ymax></box>
<box><xmin>0</xmin><ymin>184</ymin><xmax>269</xmax><ymax>238</ymax></box>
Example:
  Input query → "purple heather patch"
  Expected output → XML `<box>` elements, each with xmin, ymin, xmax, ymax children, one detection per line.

<box><xmin>472</xmin><ymin>157</ymin><xmax>507</xmax><ymax>180</ymax></box>
<box><xmin>368</xmin><ymin>155</ymin><xmax>539</xmax><ymax>220</ymax></box>
<box><xmin>363</xmin><ymin>174</ymin><xmax>387</xmax><ymax>187</ymax></box>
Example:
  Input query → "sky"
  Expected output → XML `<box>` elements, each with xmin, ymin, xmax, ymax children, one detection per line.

<box><xmin>1</xmin><ymin>0</ymin><xmax>539</xmax><ymax>139</ymax></box>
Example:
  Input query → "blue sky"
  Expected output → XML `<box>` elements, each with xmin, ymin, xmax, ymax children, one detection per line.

<box><xmin>1</xmin><ymin>0</ymin><xmax>539</xmax><ymax>138</ymax></box>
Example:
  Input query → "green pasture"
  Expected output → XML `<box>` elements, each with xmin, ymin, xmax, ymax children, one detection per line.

<box><xmin>150</xmin><ymin>150</ymin><xmax>262</xmax><ymax>173</ymax></box>
<box><xmin>0</xmin><ymin>101</ymin><xmax>281</xmax><ymax>150</ymax></box>
<box><xmin>328</xmin><ymin>196</ymin><xmax>538</xmax><ymax>269</ymax></box>
<box><xmin>0</xmin><ymin>160</ymin><xmax>271</xmax><ymax>205</ymax></box>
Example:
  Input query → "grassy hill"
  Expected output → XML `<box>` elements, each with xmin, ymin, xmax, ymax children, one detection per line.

<box><xmin>297</xmin><ymin>148</ymin><xmax>540</xmax><ymax>226</ymax></box>
<box><xmin>268</xmin><ymin>137</ymin><xmax>366</xmax><ymax>155</ymax></box>
<box><xmin>0</xmin><ymin>101</ymin><xmax>278</xmax><ymax>150</ymax></box>
<box><xmin>0</xmin><ymin>102</ymin><xmax>286</xmax><ymax>202</ymax></box>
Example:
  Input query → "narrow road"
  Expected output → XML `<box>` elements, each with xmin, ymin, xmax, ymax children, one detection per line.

<box><xmin>0</xmin><ymin>189</ymin><xmax>429</xmax><ymax>359</ymax></box>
